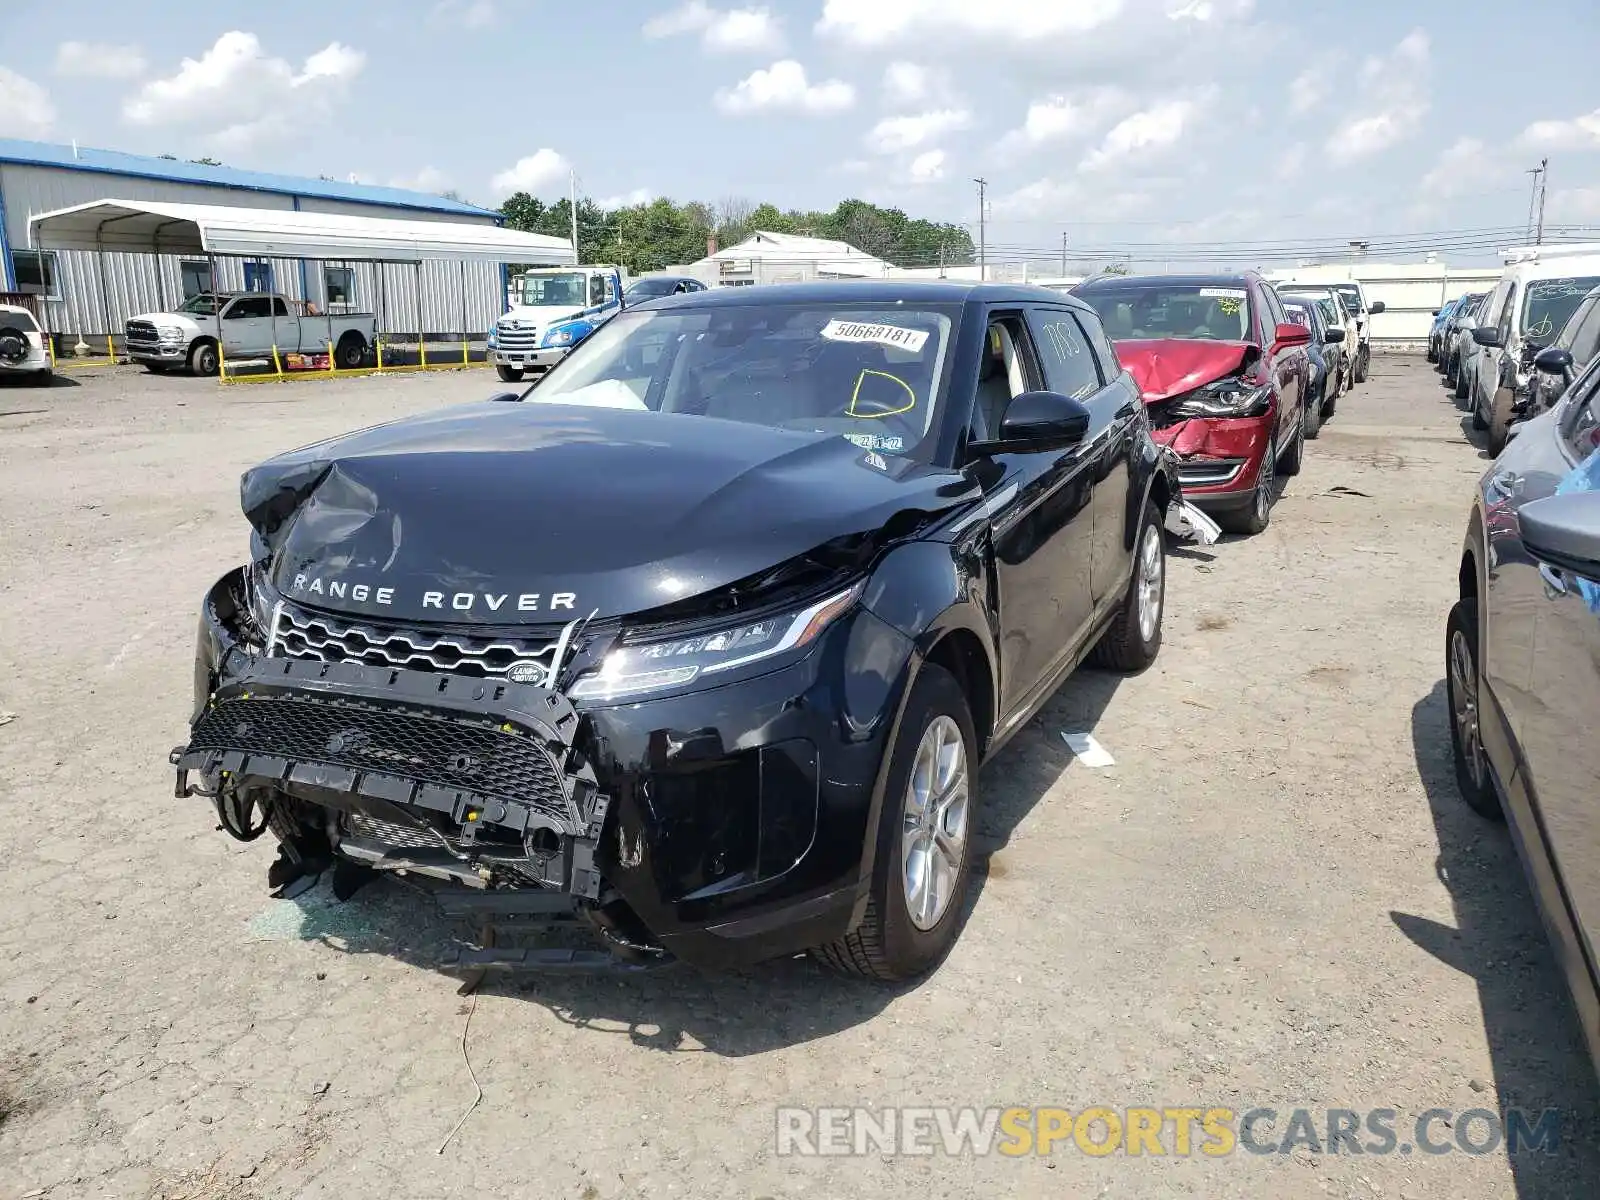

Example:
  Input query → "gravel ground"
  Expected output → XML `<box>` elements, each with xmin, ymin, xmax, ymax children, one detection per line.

<box><xmin>1</xmin><ymin>358</ymin><xmax>1596</xmax><ymax>1199</ymax></box>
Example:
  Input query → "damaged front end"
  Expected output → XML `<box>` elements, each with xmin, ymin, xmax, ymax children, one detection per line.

<box><xmin>172</xmin><ymin>566</ymin><xmax>673</xmax><ymax>972</ymax></box>
<box><xmin>1147</xmin><ymin>376</ymin><xmax>1274</xmax><ymax>504</ymax></box>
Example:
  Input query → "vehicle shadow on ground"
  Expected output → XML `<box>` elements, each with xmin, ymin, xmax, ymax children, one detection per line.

<box><xmin>249</xmin><ymin>668</ymin><xmax>1129</xmax><ymax>1057</ymax></box>
<box><xmin>1394</xmin><ymin>681</ymin><xmax>1600</xmax><ymax>1194</ymax></box>
<box><xmin>0</xmin><ymin>373</ymin><xmax>78</xmax><ymax>392</ymax></box>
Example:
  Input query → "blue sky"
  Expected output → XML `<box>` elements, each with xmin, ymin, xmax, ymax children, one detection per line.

<box><xmin>3</xmin><ymin>0</ymin><xmax>1599</xmax><ymax>267</ymax></box>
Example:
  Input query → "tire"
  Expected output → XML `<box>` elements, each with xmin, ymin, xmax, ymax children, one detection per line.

<box><xmin>1445</xmin><ymin>598</ymin><xmax>1504</xmax><ymax>821</ymax></box>
<box><xmin>1454</xmin><ymin>363</ymin><xmax>1470</xmax><ymax>402</ymax></box>
<box><xmin>1088</xmin><ymin>500</ymin><xmax>1166</xmax><ymax>672</ymax></box>
<box><xmin>188</xmin><ymin>340</ymin><xmax>219</xmax><ymax>377</ymax></box>
<box><xmin>1218</xmin><ymin>434</ymin><xmax>1275</xmax><ymax>536</ymax></box>
<box><xmin>1487</xmin><ymin>387</ymin><xmax>1513</xmax><ymax>455</ymax></box>
<box><xmin>1322</xmin><ymin>382</ymin><xmax>1338</xmax><ymax>420</ymax></box>
<box><xmin>812</xmin><ymin>663</ymin><xmax>976</xmax><ymax>983</ymax></box>
<box><xmin>1354</xmin><ymin>344</ymin><xmax>1369</xmax><ymax>384</ymax></box>
<box><xmin>495</xmin><ymin>365</ymin><xmax>525</xmax><ymax>383</ymax></box>
<box><xmin>1471</xmin><ymin>380</ymin><xmax>1488</xmax><ymax>429</ymax></box>
<box><xmin>1304</xmin><ymin>381</ymin><xmax>1324</xmax><ymax>440</ymax></box>
<box><xmin>335</xmin><ymin>334</ymin><xmax>366</xmax><ymax>371</ymax></box>
<box><xmin>1277</xmin><ymin>411</ymin><xmax>1304</xmax><ymax>476</ymax></box>
<box><xmin>1427</xmin><ymin>343</ymin><xmax>1438</xmax><ymax>364</ymax></box>
<box><xmin>1445</xmin><ymin>352</ymin><xmax>1459</xmax><ymax>388</ymax></box>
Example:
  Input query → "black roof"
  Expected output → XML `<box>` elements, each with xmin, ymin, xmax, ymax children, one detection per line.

<box><xmin>635</xmin><ymin>279</ymin><xmax>1095</xmax><ymax>310</ymax></box>
<box><xmin>1073</xmin><ymin>271</ymin><xmax>1258</xmax><ymax>291</ymax></box>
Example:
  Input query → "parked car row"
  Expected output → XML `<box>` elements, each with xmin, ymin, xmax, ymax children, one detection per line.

<box><xmin>1071</xmin><ymin>270</ymin><xmax>1356</xmax><ymax>535</ymax></box>
<box><xmin>1435</xmin><ymin>248</ymin><xmax>1600</xmax><ymax>454</ymax></box>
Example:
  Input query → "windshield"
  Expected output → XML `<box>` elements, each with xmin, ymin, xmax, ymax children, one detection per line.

<box><xmin>178</xmin><ymin>293</ymin><xmax>222</xmax><ymax>315</ymax></box>
<box><xmin>518</xmin><ymin>272</ymin><xmax>587</xmax><ymax>308</ymax></box>
<box><xmin>1522</xmin><ymin>277</ymin><xmax>1600</xmax><ymax>345</ymax></box>
<box><xmin>1079</xmin><ymin>284</ymin><xmax>1252</xmax><ymax>341</ymax></box>
<box><xmin>527</xmin><ymin>302</ymin><xmax>958</xmax><ymax>458</ymax></box>
<box><xmin>1334</xmin><ymin>286</ymin><xmax>1361</xmax><ymax>313</ymax></box>
<box><xmin>1283</xmin><ymin>302</ymin><xmax>1314</xmax><ymax>331</ymax></box>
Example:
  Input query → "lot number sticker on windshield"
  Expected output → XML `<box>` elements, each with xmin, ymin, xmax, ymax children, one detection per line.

<box><xmin>1198</xmin><ymin>288</ymin><xmax>1247</xmax><ymax>299</ymax></box>
<box><xmin>821</xmin><ymin>319</ymin><xmax>929</xmax><ymax>354</ymax></box>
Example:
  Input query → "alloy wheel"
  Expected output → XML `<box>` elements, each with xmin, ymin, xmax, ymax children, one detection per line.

<box><xmin>1136</xmin><ymin>521</ymin><xmax>1164</xmax><ymax>644</ymax></box>
<box><xmin>900</xmin><ymin>715</ymin><xmax>970</xmax><ymax>931</ymax></box>
<box><xmin>1449</xmin><ymin>628</ymin><xmax>1485</xmax><ymax>791</ymax></box>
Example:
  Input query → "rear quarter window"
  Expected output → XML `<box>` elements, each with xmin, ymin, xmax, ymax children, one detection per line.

<box><xmin>2</xmin><ymin>308</ymin><xmax>39</xmax><ymax>333</ymax></box>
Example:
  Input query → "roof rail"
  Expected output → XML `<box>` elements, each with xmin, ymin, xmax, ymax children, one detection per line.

<box><xmin>1500</xmin><ymin>241</ymin><xmax>1600</xmax><ymax>264</ymax></box>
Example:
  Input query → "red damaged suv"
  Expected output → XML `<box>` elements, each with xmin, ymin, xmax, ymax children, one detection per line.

<box><xmin>1073</xmin><ymin>272</ymin><xmax>1313</xmax><ymax>535</ymax></box>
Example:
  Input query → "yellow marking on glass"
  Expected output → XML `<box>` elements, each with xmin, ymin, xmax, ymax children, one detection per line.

<box><xmin>846</xmin><ymin>369</ymin><xmax>916</xmax><ymax>418</ymax></box>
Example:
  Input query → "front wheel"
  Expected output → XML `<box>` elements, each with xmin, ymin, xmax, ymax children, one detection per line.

<box><xmin>1454</xmin><ymin>364</ymin><xmax>1470</xmax><ymax>402</ymax></box>
<box><xmin>188</xmin><ymin>340</ymin><xmax>219</xmax><ymax>377</ymax></box>
<box><xmin>1446</xmin><ymin>598</ymin><xmax>1503</xmax><ymax>821</ymax></box>
<box><xmin>1088</xmin><ymin>500</ymin><xmax>1166</xmax><ymax>672</ymax></box>
<box><xmin>1354</xmin><ymin>345</ymin><xmax>1370</xmax><ymax>384</ymax></box>
<box><xmin>812</xmin><ymin>663</ymin><xmax>976</xmax><ymax>983</ymax></box>
<box><xmin>495</xmin><ymin>365</ymin><xmax>525</xmax><ymax>383</ymax></box>
<box><xmin>1304</xmin><ymin>383</ymin><xmax>1323</xmax><ymax>440</ymax></box>
<box><xmin>1277</xmin><ymin>412</ymin><xmax>1304</xmax><ymax>476</ymax></box>
<box><xmin>1218</xmin><ymin>436</ymin><xmax>1275</xmax><ymax>536</ymax></box>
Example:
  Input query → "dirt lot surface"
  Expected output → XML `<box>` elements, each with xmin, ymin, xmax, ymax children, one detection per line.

<box><xmin>1</xmin><ymin>359</ymin><xmax>1596</xmax><ymax>1199</ymax></box>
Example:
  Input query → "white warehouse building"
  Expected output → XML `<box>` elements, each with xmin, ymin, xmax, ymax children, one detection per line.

<box><xmin>0</xmin><ymin>137</ymin><xmax>523</xmax><ymax>342</ymax></box>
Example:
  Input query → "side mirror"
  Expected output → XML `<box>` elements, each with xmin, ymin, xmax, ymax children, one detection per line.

<box><xmin>1370</xmin><ymin>301</ymin><xmax>1386</xmax><ymax>315</ymax></box>
<box><xmin>1323</xmin><ymin>327</ymin><xmax>1346</xmax><ymax>345</ymax></box>
<box><xmin>1274</xmin><ymin>321</ymin><xmax>1312</xmax><ymax>347</ymax></box>
<box><xmin>972</xmin><ymin>390</ymin><xmax>1091</xmax><ymax>454</ymax></box>
<box><xmin>487</xmin><ymin>391</ymin><xmax>522</xmax><ymax>403</ymax></box>
<box><xmin>1431</xmin><ymin>309</ymin><xmax>1441</xmax><ymax>317</ymax></box>
<box><xmin>1534</xmin><ymin>346</ymin><xmax>1574</xmax><ymax>376</ymax></box>
<box><xmin>1472</xmin><ymin>327</ymin><xmax>1503</xmax><ymax>348</ymax></box>
<box><xmin>1520</xmin><ymin>491</ymin><xmax>1600</xmax><ymax>583</ymax></box>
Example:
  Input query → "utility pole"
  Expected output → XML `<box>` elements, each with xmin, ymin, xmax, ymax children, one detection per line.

<box><xmin>1061</xmin><ymin>231</ymin><xmax>1068</xmax><ymax>277</ymax></box>
<box><xmin>973</xmin><ymin>178</ymin><xmax>988</xmax><ymax>282</ymax></box>
<box><xmin>1535</xmin><ymin>157</ymin><xmax>1549</xmax><ymax>245</ymax></box>
<box><xmin>569</xmin><ymin>170</ymin><xmax>580</xmax><ymax>262</ymax></box>
<box><xmin>1525</xmin><ymin>159</ymin><xmax>1548</xmax><ymax>243</ymax></box>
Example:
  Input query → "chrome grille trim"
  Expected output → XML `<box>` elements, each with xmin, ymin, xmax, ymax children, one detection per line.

<box><xmin>270</xmin><ymin>603</ymin><xmax>561</xmax><ymax>682</ymax></box>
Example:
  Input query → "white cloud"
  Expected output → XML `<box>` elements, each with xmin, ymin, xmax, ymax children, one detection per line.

<box><xmin>643</xmin><ymin>2</ymin><xmax>784</xmax><ymax>52</ymax></box>
<box><xmin>1275</xmin><ymin>142</ymin><xmax>1308</xmax><ymax>183</ymax></box>
<box><xmin>992</xmin><ymin>176</ymin><xmax>1157</xmax><ymax>220</ymax></box>
<box><xmin>1081</xmin><ymin>93</ymin><xmax>1208</xmax><ymax>170</ymax></box>
<box><xmin>597</xmin><ymin>188</ymin><xmax>656</xmax><ymax>209</ymax></box>
<box><xmin>391</xmin><ymin>166</ymin><xmax>452</xmax><ymax>194</ymax></box>
<box><xmin>866</xmin><ymin>109</ymin><xmax>970</xmax><ymax>154</ymax></box>
<box><xmin>1418</xmin><ymin>138</ymin><xmax>1489</xmax><ymax>200</ymax></box>
<box><xmin>714</xmin><ymin>60</ymin><xmax>854</xmax><ymax>115</ymax></box>
<box><xmin>123</xmin><ymin>32</ymin><xmax>365</xmax><ymax>151</ymax></box>
<box><xmin>882</xmin><ymin>62</ymin><xmax>932</xmax><ymax>106</ymax></box>
<box><xmin>54</xmin><ymin>41</ymin><xmax>147</xmax><ymax>79</ymax></box>
<box><xmin>817</xmin><ymin>0</ymin><xmax>1123</xmax><ymax>45</ymax></box>
<box><xmin>1289</xmin><ymin>62</ymin><xmax>1333</xmax><ymax>116</ymax></box>
<box><xmin>488</xmin><ymin>149</ymin><xmax>571</xmax><ymax>198</ymax></box>
<box><xmin>1001</xmin><ymin>87</ymin><xmax>1129</xmax><ymax>151</ymax></box>
<box><xmin>0</xmin><ymin>68</ymin><xmax>55</xmax><ymax>137</ymax></box>
<box><xmin>908</xmin><ymin>150</ymin><xmax>946</xmax><ymax>183</ymax></box>
<box><xmin>430</xmin><ymin>0</ymin><xmax>498</xmax><ymax>28</ymax></box>
<box><xmin>1519</xmin><ymin>108</ymin><xmax>1600</xmax><ymax>151</ymax></box>
<box><xmin>1326</xmin><ymin>29</ymin><xmax>1429</xmax><ymax>163</ymax></box>
<box><xmin>1547</xmin><ymin>187</ymin><xmax>1600</xmax><ymax>222</ymax></box>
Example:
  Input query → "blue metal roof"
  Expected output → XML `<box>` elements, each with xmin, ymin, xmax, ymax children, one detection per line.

<box><xmin>0</xmin><ymin>137</ymin><xmax>499</xmax><ymax>219</ymax></box>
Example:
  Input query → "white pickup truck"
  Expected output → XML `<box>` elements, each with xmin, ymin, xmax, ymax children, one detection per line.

<box><xmin>125</xmin><ymin>292</ymin><xmax>377</xmax><ymax>376</ymax></box>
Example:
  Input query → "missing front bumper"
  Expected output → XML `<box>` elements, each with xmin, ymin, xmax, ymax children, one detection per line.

<box><xmin>171</xmin><ymin>656</ymin><xmax>613</xmax><ymax>900</ymax></box>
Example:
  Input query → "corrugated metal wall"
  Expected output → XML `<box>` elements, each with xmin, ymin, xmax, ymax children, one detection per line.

<box><xmin>0</xmin><ymin>163</ymin><xmax>504</xmax><ymax>339</ymax></box>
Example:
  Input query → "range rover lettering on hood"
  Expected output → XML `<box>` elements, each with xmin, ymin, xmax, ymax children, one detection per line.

<box><xmin>241</xmin><ymin>400</ymin><xmax>976</xmax><ymax>624</ymax></box>
<box><xmin>289</xmin><ymin>574</ymin><xmax>577</xmax><ymax>613</ymax></box>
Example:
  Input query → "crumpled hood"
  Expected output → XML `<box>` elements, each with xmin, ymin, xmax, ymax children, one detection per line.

<box><xmin>242</xmin><ymin>401</ymin><xmax>976</xmax><ymax>624</ymax></box>
<box><xmin>1112</xmin><ymin>338</ymin><xmax>1256</xmax><ymax>403</ymax></box>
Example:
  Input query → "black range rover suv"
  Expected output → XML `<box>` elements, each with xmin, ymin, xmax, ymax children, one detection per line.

<box><xmin>174</xmin><ymin>281</ymin><xmax>1180</xmax><ymax>982</ymax></box>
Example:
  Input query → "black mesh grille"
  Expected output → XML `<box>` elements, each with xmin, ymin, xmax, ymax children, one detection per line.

<box><xmin>189</xmin><ymin>695</ymin><xmax>569</xmax><ymax>818</ymax></box>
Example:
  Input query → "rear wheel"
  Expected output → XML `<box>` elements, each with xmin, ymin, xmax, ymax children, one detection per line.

<box><xmin>495</xmin><ymin>365</ymin><xmax>525</xmax><ymax>383</ymax></box>
<box><xmin>1446</xmin><ymin>598</ymin><xmax>1503</xmax><ymax>821</ymax></box>
<box><xmin>188</xmin><ymin>340</ymin><xmax>219</xmax><ymax>377</ymax></box>
<box><xmin>1088</xmin><ymin>500</ymin><xmax>1166</xmax><ymax>672</ymax></box>
<box><xmin>812</xmin><ymin>663</ymin><xmax>976</xmax><ymax>983</ymax></box>
<box><xmin>335</xmin><ymin>333</ymin><xmax>366</xmax><ymax>370</ymax></box>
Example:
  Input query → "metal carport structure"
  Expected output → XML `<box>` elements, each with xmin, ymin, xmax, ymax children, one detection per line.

<box><xmin>27</xmin><ymin>198</ymin><xmax>575</xmax><ymax>375</ymax></box>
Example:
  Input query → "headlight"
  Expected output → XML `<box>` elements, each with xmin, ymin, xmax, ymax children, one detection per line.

<box><xmin>487</xmin><ymin>330</ymin><xmax>498</xmax><ymax>348</ymax></box>
<box><xmin>568</xmin><ymin>583</ymin><xmax>863</xmax><ymax>702</ymax></box>
<box><xmin>543</xmin><ymin>326</ymin><xmax>576</xmax><ymax>347</ymax></box>
<box><xmin>1170</xmin><ymin>379</ymin><xmax>1273</xmax><ymax>419</ymax></box>
<box><xmin>158</xmin><ymin>325</ymin><xmax>184</xmax><ymax>341</ymax></box>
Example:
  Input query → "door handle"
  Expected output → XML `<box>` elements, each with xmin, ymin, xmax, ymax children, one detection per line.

<box><xmin>1488</xmin><ymin>470</ymin><xmax>1522</xmax><ymax>498</ymax></box>
<box><xmin>1539</xmin><ymin>563</ymin><xmax>1569</xmax><ymax>599</ymax></box>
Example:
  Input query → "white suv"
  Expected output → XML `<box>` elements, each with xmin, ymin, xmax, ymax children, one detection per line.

<box><xmin>0</xmin><ymin>303</ymin><xmax>52</xmax><ymax>386</ymax></box>
<box><xmin>1467</xmin><ymin>250</ymin><xmax>1600</xmax><ymax>453</ymax></box>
